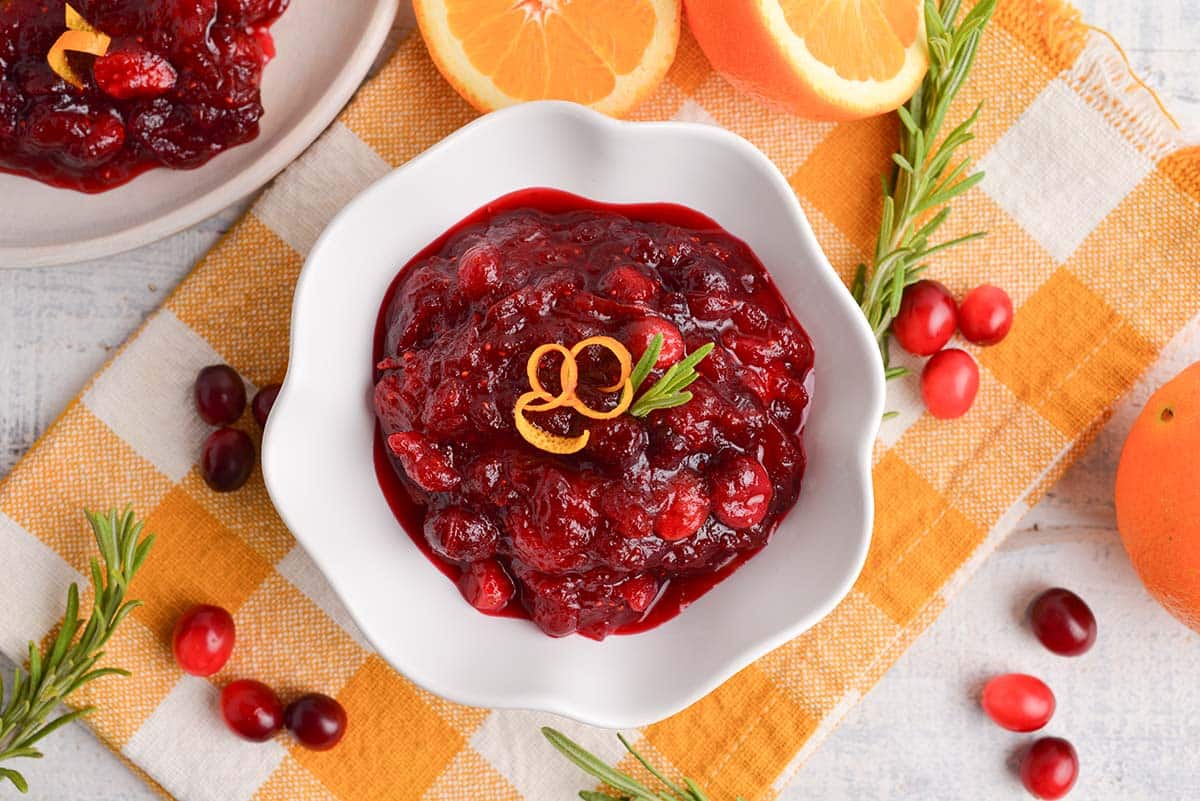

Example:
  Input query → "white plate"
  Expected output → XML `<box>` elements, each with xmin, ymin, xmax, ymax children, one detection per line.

<box><xmin>263</xmin><ymin>102</ymin><xmax>884</xmax><ymax>728</ymax></box>
<box><xmin>0</xmin><ymin>0</ymin><xmax>399</xmax><ymax>269</ymax></box>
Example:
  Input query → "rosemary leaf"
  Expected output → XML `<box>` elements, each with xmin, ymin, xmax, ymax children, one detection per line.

<box><xmin>0</xmin><ymin>508</ymin><xmax>152</xmax><ymax>794</ymax></box>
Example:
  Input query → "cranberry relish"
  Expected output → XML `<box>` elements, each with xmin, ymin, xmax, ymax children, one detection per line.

<box><xmin>374</xmin><ymin>189</ymin><xmax>814</xmax><ymax>639</ymax></box>
<box><xmin>0</xmin><ymin>0</ymin><xmax>288</xmax><ymax>192</ymax></box>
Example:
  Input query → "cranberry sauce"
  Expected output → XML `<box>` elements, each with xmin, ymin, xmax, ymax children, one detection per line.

<box><xmin>0</xmin><ymin>0</ymin><xmax>288</xmax><ymax>192</ymax></box>
<box><xmin>373</xmin><ymin>188</ymin><xmax>814</xmax><ymax>639</ymax></box>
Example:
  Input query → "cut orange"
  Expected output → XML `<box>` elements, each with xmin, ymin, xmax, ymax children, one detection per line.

<box><xmin>414</xmin><ymin>0</ymin><xmax>681</xmax><ymax>116</ymax></box>
<box><xmin>684</xmin><ymin>0</ymin><xmax>928</xmax><ymax>120</ymax></box>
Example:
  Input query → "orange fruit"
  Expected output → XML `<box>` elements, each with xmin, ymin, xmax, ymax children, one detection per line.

<box><xmin>1115</xmin><ymin>361</ymin><xmax>1200</xmax><ymax>634</ymax></box>
<box><xmin>683</xmin><ymin>0</ymin><xmax>928</xmax><ymax>120</ymax></box>
<box><xmin>414</xmin><ymin>0</ymin><xmax>681</xmax><ymax>117</ymax></box>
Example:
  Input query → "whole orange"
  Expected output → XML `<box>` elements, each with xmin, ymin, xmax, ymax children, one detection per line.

<box><xmin>1115</xmin><ymin>361</ymin><xmax>1200</xmax><ymax>633</ymax></box>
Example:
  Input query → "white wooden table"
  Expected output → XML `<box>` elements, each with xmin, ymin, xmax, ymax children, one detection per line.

<box><xmin>2</xmin><ymin>3</ymin><xmax>1198</xmax><ymax>798</ymax></box>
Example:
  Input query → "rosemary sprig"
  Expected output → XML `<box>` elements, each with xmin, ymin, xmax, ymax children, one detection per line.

<box><xmin>543</xmin><ymin>727</ymin><xmax>747</xmax><ymax>801</ymax></box>
<box><xmin>852</xmin><ymin>0</ymin><xmax>997</xmax><ymax>378</ymax></box>
<box><xmin>0</xmin><ymin>508</ymin><xmax>153</xmax><ymax>794</ymax></box>
<box><xmin>628</xmin><ymin>334</ymin><xmax>715</xmax><ymax>418</ymax></box>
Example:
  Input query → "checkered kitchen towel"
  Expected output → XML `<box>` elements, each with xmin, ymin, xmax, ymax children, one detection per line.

<box><xmin>3</xmin><ymin>2</ymin><xmax>1199</xmax><ymax>800</ymax></box>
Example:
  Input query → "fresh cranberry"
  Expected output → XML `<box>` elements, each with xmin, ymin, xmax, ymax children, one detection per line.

<box><xmin>892</xmin><ymin>280</ymin><xmax>957</xmax><ymax>356</ymax></box>
<box><xmin>959</xmin><ymin>284</ymin><xmax>1014</xmax><ymax>346</ymax></box>
<box><xmin>284</xmin><ymin>692</ymin><xmax>346</xmax><ymax>751</ymax></box>
<box><xmin>981</xmin><ymin>674</ymin><xmax>1055</xmax><ymax>732</ymax></box>
<box><xmin>627</xmin><ymin>317</ymin><xmax>684</xmax><ymax>369</ymax></box>
<box><xmin>1020</xmin><ymin>738</ymin><xmax>1079</xmax><ymax>799</ymax></box>
<box><xmin>654</xmin><ymin>472</ymin><xmax>710</xmax><ymax>541</ymax></box>
<box><xmin>424</xmin><ymin>506</ymin><xmax>498</xmax><ymax>562</ymax></box>
<box><xmin>220</xmin><ymin>680</ymin><xmax>283</xmax><ymax>742</ymax></box>
<box><xmin>195</xmin><ymin>364</ymin><xmax>247</xmax><ymax>425</ymax></box>
<box><xmin>387</xmin><ymin>432</ymin><xmax>460</xmax><ymax>492</ymax></box>
<box><xmin>458</xmin><ymin>560</ymin><xmax>515</xmax><ymax>612</ymax></box>
<box><xmin>201</xmin><ymin>428</ymin><xmax>255</xmax><ymax>492</ymax></box>
<box><xmin>172</xmin><ymin>604</ymin><xmax>235</xmax><ymax>677</ymax></box>
<box><xmin>921</xmin><ymin>348</ymin><xmax>979</xmax><ymax>419</ymax></box>
<box><xmin>1029</xmin><ymin>588</ymin><xmax>1097</xmax><ymax>656</ymax></box>
<box><xmin>94</xmin><ymin>44</ymin><xmax>177</xmax><ymax>100</ymax></box>
<box><xmin>710</xmin><ymin>455</ymin><xmax>773</xmax><ymax>529</ymax></box>
<box><xmin>251</xmin><ymin>383</ymin><xmax>281</xmax><ymax>427</ymax></box>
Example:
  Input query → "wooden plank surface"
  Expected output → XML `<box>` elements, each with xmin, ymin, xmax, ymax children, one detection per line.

<box><xmin>1</xmin><ymin>3</ymin><xmax>1197</xmax><ymax>799</ymax></box>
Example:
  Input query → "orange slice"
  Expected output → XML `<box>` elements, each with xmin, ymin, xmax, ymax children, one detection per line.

<box><xmin>414</xmin><ymin>0</ymin><xmax>681</xmax><ymax>116</ymax></box>
<box><xmin>684</xmin><ymin>0</ymin><xmax>928</xmax><ymax>120</ymax></box>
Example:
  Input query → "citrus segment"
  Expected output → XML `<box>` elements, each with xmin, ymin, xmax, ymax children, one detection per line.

<box><xmin>416</xmin><ymin>0</ymin><xmax>681</xmax><ymax>116</ymax></box>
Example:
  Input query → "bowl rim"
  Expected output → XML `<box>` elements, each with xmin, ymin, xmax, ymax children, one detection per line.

<box><xmin>0</xmin><ymin>0</ymin><xmax>400</xmax><ymax>270</ymax></box>
<box><xmin>264</xmin><ymin>101</ymin><xmax>884</xmax><ymax>728</ymax></box>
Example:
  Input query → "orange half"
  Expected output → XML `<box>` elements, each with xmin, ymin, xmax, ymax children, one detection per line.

<box><xmin>684</xmin><ymin>0</ymin><xmax>928</xmax><ymax>120</ymax></box>
<box><xmin>415</xmin><ymin>0</ymin><xmax>681</xmax><ymax>116</ymax></box>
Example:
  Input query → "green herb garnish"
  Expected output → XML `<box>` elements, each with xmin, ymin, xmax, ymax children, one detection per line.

<box><xmin>852</xmin><ymin>0</ymin><xmax>997</xmax><ymax>378</ymax></box>
<box><xmin>0</xmin><ymin>508</ymin><xmax>154</xmax><ymax>794</ymax></box>
<box><xmin>628</xmin><ymin>334</ymin><xmax>715</xmax><ymax>418</ymax></box>
<box><xmin>543</xmin><ymin>727</ymin><xmax>745</xmax><ymax>801</ymax></box>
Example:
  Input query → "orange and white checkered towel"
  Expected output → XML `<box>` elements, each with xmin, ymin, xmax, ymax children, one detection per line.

<box><xmin>2</xmin><ymin>2</ymin><xmax>1199</xmax><ymax>800</ymax></box>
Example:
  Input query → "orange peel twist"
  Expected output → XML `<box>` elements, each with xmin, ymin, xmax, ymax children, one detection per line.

<box><xmin>48</xmin><ymin>4</ymin><xmax>110</xmax><ymax>89</ymax></box>
<box><xmin>514</xmin><ymin>336</ymin><xmax>635</xmax><ymax>454</ymax></box>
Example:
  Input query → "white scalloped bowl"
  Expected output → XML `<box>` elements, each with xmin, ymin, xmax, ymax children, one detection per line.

<box><xmin>263</xmin><ymin>101</ymin><xmax>883</xmax><ymax>728</ymax></box>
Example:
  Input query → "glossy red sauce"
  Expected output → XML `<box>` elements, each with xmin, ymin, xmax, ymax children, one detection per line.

<box><xmin>0</xmin><ymin>0</ymin><xmax>288</xmax><ymax>192</ymax></box>
<box><xmin>373</xmin><ymin>188</ymin><xmax>813</xmax><ymax>639</ymax></box>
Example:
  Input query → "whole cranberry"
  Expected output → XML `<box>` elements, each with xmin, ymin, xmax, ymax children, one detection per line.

<box><xmin>387</xmin><ymin>432</ymin><xmax>460</xmax><ymax>492</ymax></box>
<box><xmin>458</xmin><ymin>559</ymin><xmax>515</xmax><ymax>613</ymax></box>
<box><xmin>981</xmin><ymin>673</ymin><xmax>1055</xmax><ymax>732</ymax></box>
<box><xmin>892</xmin><ymin>280</ymin><xmax>958</xmax><ymax>356</ymax></box>
<box><xmin>220</xmin><ymin>680</ymin><xmax>283</xmax><ymax>741</ymax></box>
<box><xmin>201</xmin><ymin>428</ymin><xmax>255</xmax><ymax>492</ymax></box>
<box><xmin>710</xmin><ymin>455</ymin><xmax>773</xmax><ymax>529</ymax></box>
<box><xmin>599</xmin><ymin>265</ymin><xmax>658</xmax><ymax>303</ymax></box>
<box><xmin>1020</xmin><ymin>737</ymin><xmax>1079</xmax><ymax>799</ymax></box>
<box><xmin>284</xmin><ymin>692</ymin><xmax>346</xmax><ymax>751</ymax></box>
<box><xmin>958</xmin><ymin>284</ymin><xmax>1014</xmax><ymax>346</ymax></box>
<box><xmin>654</xmin><ymin>472</ymin><xmax>710</xmax><ymax>541</ymax></box>
<box><xmin>921</xmin><ymin>349</ymin><xmax>979</xmax><ymax>419</ymax></box>
<box><xmin>172</xmin><ymin>604</ymin><xmax>235</xmax><ymax>677</ymax></box>
<box><xmin>1029</xmin><ymin>588</ymin><xmax>1097</xmax><ymax>656</ymax></box>
<box><xmin>424</xmin><ymin>506</ymin><xmax>499</xmax><ymax>562</ymax></box>
<box><xmin>94</xmin><ymin>45</ymin><xmax>177</xmax><ymax>100</ymax></box>
<box><xmin>251</xmin><ymin>383</ymin><xmax>281</xmax><ymax>427</ymax></box>
<box><xmin>626</xmin><ymin>317</ymin><xmax>684</xmax><ymax>369</ymax></box>
<box><xmin>195</xmin><ymin>364</ymin><xmax>247</xmax><ymax>425</ymax></box>
<box><xmin>26</xmin><ymin>106</ymin><xmax>126</xmax><ymax>168</ymax></box>
<box><xmin>457</xmin><ymin>244</ymin><xmax>502</xmax><ymax>297</ymax></box>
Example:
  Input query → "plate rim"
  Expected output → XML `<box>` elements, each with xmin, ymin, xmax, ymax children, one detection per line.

<box><xmin>0</xmin><ymin>0</ymin><xmax>401</xmax><ymax>270</ymax></box>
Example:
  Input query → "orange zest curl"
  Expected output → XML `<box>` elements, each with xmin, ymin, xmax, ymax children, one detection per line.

<box><xmin>513</xmin><ymin>336</ymin><xmax>635</xmax><ymax>454</ymax></box>
<box><xmin>48</xmin><ymin>5</ymin><xmax>110</xmax><ymax>89</ymax></box>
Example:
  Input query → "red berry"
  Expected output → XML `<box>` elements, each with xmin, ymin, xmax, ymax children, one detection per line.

<box><xmin>458</xmin><ymin>559</ymin><xmax>515</xmax><ymax>612</ymax></box>
<box><xmin>284</xmin><ymin>693</ymin><xmax>347</xmax><ymax>751</ymax></box>
<box><xmin>1029</xmin><ymin>588</ymin><xmax>1097</xmax><ymax>656</ymax></box>
<box><xmin>1020</xmin><ymin>737</ymin><xmax>1079</xmax><ymax>799</ymax></box>
<box><xmin>710</xmin><ymin>454</ymin><xmax>773</xmax><ymax>529</ymax></box>
<box><xmin>386</xmin><ymin>431</ymin><xmax>460</xmax><ymax>492</ymax></box>
<box><xmin>424</xmin><ymin>506</ymin><xmax>499</xmax><ymax>562</ymax></box>
<box><xmin>457</xmin><ymin>244</ymin><xmax>502</xmax><ymax>297</ymax></box>
<box><xmin>220</xmin><ymin>680</ymin><xmax>283</xmax><ymax>742</ymax></box>
<box><xmin>94</xmin><ymin>45</ymin><xmax>178</xmax><ymax>100</ymax></box>
<box><xmin>920</xmin><ymin>349</ymin><xmax>979</xmax><ymax>419</ymax></box>
<box><xmin>172</xmin><ymin>605</ymin><xmax>235</xmax><ymax>677</ymax></box>
<box><xmin>654</xmin><ymin>472</ymin><xmax>710</xmax><ymax>541</ymax></box>
<box><xmin>599</xmin><ymin>265</ymin><xmax>658</xmax><ymax>302</ymax></box>
<box><xmin>195</xmin><ymin>365</ymin><xmax>246</xmax><ymax>425</ymax></box>
<box><xmin>201</xmin><ymin>428</ymin><xmax>255</xmax><ymax>492</ymax></box>
<box><xmin>959</xmin><ymin>284</ymin><xmax>1013</xmax><ymax>346</ymax></box>
<box><xmin>251</xmin><ymin>383</ymin><xmax>281</xmax><ymax>428</ymax></box>
<box><xmin>627</xmin><ymin>317</ymin><xmax>684</xmax><ymax>369</ymax></box>
<box><xmin>981</xmin><ymin>674</ymin><xmax>1055</xmax><ymax>732</ymax></box>
<box><xmin>892</xmin><ymin>280</ymin><xmax>957</xmax><ymax>356</ymax></box>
